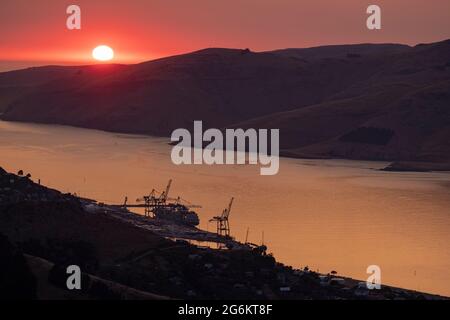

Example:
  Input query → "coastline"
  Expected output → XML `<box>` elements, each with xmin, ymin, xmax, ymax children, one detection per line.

<box><xmin>1</xmin><ymin>118</ymin><xmax>448</xmax><ymax>173</ymax></box>
<box><xmin>1</xmin><ymin>166</ymin><xmax>447</xmax><ymax>300</ymax></box>
<box><xmin>1</xmin><ymin>117</ymin><xmax>449</xmax><ymax>173</ymax></box>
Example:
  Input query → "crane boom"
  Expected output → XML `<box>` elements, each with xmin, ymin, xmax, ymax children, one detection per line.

<box><xmin>224</xmin><ymin>197</ymin><xmax>234</xmax><ymax>218</ymax></box>
<box><xmin>160</xmin><ymin>179</ymin><xmax>172</xmax><ymax>203</ymax></box>
<box><xmin>165</xmin><ymin>179</ymin><xmax>172</xmax><ymax>198</ymax></box>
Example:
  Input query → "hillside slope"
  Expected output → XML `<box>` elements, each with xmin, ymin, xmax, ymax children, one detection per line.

<box><xmin>0</xmin><ymin>40</ymin><xmax>449</xmax><ymax>163</ymax></box>
<box><xmin>235</xmin><ymin>40</ymin><xmax>450</xmax><ymax>163</ymax></box>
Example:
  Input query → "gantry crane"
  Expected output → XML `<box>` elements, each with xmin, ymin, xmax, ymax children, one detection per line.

<box><xmin>136</xmin><ymin>179</ymin><xmax>172</xmax><ymax>216</ymax></box>
<box><xmin>134</xmin><ymin>179</ymin><xmax>202</xmax><ymax>217</ymax></box>
<box><xmin>159</xmin><ymin>179</ymin><xmax>172</xmax><ymax>204</ymax></box>
<box><xmin>210</xmin><ymin>197</ymin><xmax>234</xmax><ymax>238</ymax></box>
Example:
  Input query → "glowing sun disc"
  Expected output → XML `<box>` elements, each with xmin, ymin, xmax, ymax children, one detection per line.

<box><xmin>92</xmin><ymin>45</ymin><xmax>114</xmax><ymax>61</ymax></box>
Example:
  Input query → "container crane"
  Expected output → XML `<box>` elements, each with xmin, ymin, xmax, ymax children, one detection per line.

<box><xmin>210</xmin><ymin>197</ymin><xmax>233</xmax><ymax>238</ymax></box>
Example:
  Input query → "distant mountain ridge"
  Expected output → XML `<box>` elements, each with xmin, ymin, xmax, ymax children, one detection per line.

<box><xmin>1</xmin><ymin>40</ymin><xmax>449</xmax><ymax>164</ymax></box>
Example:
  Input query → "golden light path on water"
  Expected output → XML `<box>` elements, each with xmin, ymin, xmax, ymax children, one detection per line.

<box><xmin>1</xmin><ymin>120</ymin><xmax>449</xmax><ymax>296</ymax></box>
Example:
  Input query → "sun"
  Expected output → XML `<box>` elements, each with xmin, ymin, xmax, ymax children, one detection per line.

<box><xmin>92</xmin><ymin>45</ymin><xmax>114</xmax><ymax>61</ymax></box>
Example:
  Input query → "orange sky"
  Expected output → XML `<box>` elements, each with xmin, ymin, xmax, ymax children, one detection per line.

<box><xmin>0</xmin><ymin>0</ymin><xmax>449</xmax><ymax>71</ymax></box>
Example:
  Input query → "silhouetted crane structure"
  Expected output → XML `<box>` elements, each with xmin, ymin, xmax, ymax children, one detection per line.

<box><xmin>136</xmin><ymin>179</ymin><xmax>173</xmax><ymax>217</ymax></box>
<box><xmin>210</xmin><ymin>197</ymin><xmax>233</xmax><ymax>238</ymax></box>
<box><xmin>120</xmin><ymin>180</ymin><xmax>202</xmax><ymax>226</ymax></box>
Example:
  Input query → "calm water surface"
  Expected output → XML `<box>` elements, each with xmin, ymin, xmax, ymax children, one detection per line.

<box><xmin>1</xmin><ymin>120</ymin><xmax>449</xmax><ymax>296</ymax></box>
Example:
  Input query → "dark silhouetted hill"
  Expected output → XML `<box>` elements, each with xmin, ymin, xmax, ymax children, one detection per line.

<box><xmin>1</xmin><ymin>40</ymin><xmax>449</xmax><ymax>164</ymax></box>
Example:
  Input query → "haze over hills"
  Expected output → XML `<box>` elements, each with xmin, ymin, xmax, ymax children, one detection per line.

<box><xmin>0</xmin><ymin>40</ymin><xmax>449</xmax><ymax>165</ymax></box>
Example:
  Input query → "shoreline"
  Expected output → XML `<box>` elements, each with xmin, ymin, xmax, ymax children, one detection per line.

<box><xmin>1</xmin><ymin>166</ymin><xmax>448</xmax><ymax>300</ymax></box>
<box><xmin>1</xmin><ymin>118</ymin><xmax>449</xmax><ymax>173</ymax></box>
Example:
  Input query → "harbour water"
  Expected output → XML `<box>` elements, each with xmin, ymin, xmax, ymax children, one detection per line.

<box><xmin>1</xmin><ymin>120</ymin><xmax>449</xmax><ymax>296</ymax></box>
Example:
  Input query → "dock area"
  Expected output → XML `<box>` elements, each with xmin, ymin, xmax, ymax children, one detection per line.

<box><xmin>80</xmin><ymin>179</ymin><xmax>255</xmax><ymax>251</ymax></box>
<box><xmin>82</xmin><ymin>200</ymin><xmax>249</xmax><ymax>250</ymax></box>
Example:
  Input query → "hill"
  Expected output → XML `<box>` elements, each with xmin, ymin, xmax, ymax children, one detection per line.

<box><xmin>0</xmin><ymin>40</ymin><xmax>449</xmax><ymax>165</ymax></box>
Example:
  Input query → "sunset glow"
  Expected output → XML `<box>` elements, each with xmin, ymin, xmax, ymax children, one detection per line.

<box><xmin>1</xmin><ymin>0</ymin><xmax>449</xmax><ymax>72</ymax></box>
